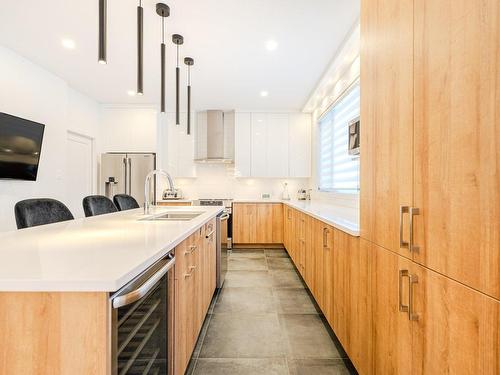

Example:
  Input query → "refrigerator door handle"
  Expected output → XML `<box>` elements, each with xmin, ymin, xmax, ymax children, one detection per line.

<box><xmin>128</xmin><ymin>158</ymin><xmax>132</xmax><ymax>196</ymax></box>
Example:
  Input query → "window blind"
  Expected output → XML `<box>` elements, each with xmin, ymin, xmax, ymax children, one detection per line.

<box><xmin>318</xmin><ymin>82</ymin><xmax>360</xmax><ymax>192</ymax></box>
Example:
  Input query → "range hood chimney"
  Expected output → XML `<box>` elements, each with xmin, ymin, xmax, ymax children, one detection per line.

<box><xmin>195</xmin><ymin>110</ymin><xmax>234</xmax><ymax>163</ymax></box>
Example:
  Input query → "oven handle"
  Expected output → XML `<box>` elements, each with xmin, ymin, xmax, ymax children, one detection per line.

<box><xmin>112</xmin><ymin>256</ymin><xmax>176</xmax><ymax>309</ymax></box>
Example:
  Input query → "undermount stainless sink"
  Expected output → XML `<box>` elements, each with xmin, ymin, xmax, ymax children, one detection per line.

<box><xmin>141</xmin><ymin>211</ymin><xmax>204</xmax><ymax>221</ymax></box>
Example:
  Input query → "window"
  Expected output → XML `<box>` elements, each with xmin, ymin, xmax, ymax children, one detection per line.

<box><xmin>318</xmin><ymin>82</ymin><xmax>360</xmax><ymax>192</ymax></box>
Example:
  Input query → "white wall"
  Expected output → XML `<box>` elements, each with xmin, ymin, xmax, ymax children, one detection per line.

<box><xmin>163</xmin><ymin>164</ymin><xmax>308</xmax><ymax>200</ymax></box>
<box><xmin>101</xmin><ymin>106</ymin><xmax>158</xmax><ymax>153</ymax></box>
<box><xmin>304</xmin><ymin>22</ymin><xmax>360</xmax><ymax>209</ymax></box>
<box><xmin>0</xmin><ymin>47</ymin><xmax>101</xmax><ymax>231</ymax></box>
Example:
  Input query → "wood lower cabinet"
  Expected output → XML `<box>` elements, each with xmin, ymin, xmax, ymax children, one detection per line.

<box><xmin>369</xmin><ymin>243</ymin><xmax>500</xmax><ymax>375</ymax></box>
<box><xmin>412</xmin><ymin>263</ymin><xmax>500</xmax><ymax>374</ymax></box>
<box><xmin>157</xmin><ymin>201</ymin><xmax>192</xmax><ymax>207</ymax></box>
<box><xmin>233</xmin><ymin>203</ymin><xmax>283</xmax><ymax>245</ymax></box>
<box><xmin>174</xmin><ymin>220</ymin><xmax>216</xmax><ymax>375</ymax></box>
<box><xmin>371</xmin><ymin>244</ymin><xmax>413</xmax><ymax>374</ymax></box>
<box><xmin>283</xmin><ymin>205</ymin><xmax>294</xmax><ymax>252</ymax></box>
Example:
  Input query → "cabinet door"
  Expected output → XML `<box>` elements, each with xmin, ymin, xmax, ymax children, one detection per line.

<box><xmin>360</xmin><ymin>0</ymin><xmax>414</xmax><ymax>257</ymax></box>
<box><xmin>411</xmin><ymin>263</ymin><xmax>500</xmax><ymax>374</ymax></box>
<box><xmin>312</xmin><ymin>219</ymin><xmax>326</xmax><ymax>310</ymax></box>
<box><xmin>371</xmin><ymin>244</ymin><xmax>413</xmax><ymax>374</ymax></box>
<box><xmin>289</xmin><ymin>113</ymin><xmax>312</xmax><ymax>177</ymax></box>
<box><xmin>304</xmin><ymin>214</ymin><xmax>316</xmax><ymax>291</ymax></box>
<box><xmin>283</xmin><ymin>206</ymin><xmax>292</xmax><ymax>250</ymax></box>
<box><xmin>250</xmin><ymin>114</ymin><xmax>268</xmax><ymax>177</ymax></box>
<box><xmin>267</xmin><ymin>114</ymin><xmax>289</xmax><ymax>177</ymax></box>
<box><xmin>271</xmin><ymin>204</ymin><xmax>284</xmax><ymax>244</ymax></box>
<box><xmin>233</xmin><ymin>203</ymin><xmax>257</xmax><ymax>243</ymax></box>
<box><xmin>348</xmin><ymin>239</ymin><xmax>372</xmax><ymax>375</ymax></box>
<box><xmin>256</xmin><ymin>204</ymin><xmax>273</xmax><ymax>243</ymax></box>
<box><xmin>413</xmin><ymin>0</ymin><xmax>500</xmax><ymax>299</ymax></box>
<box><xmin>322</xmin><ymin>223</ymin><xmax>334</xmax><ymax>324</ymax></box>
<box><xmin>332</xmin><ymin>229</ymin><xmax>351</xmax><ymax>349</ymax></box>
<box><xmin>234</xmin><ymin>113</ymin><xmax>252</xmax><ymax>177</ymax></box>
<box><xmin>296</xmin><ymin>211</ymin><xmax>307</xmax><ymax>276</ymax></box>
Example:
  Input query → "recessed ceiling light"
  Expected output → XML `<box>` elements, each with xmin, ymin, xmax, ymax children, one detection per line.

<box><xmin>260</xmin><ymin>91</ymin><xmax>269</xmax><ymax>97</ymax></box>
<box><xmin>266</xmin><ymin>40</ymin><xmax>278</xmax><ymax>51</ymax></box>
<box><xmin>127</xmin><ymin>90</ymin><xmax>136</xmax><ymax>96</ymax></box>
<box><xmin>61</xmin><ymin>38</ymin><xmax>76</xmax><ymax>50</ymax></box>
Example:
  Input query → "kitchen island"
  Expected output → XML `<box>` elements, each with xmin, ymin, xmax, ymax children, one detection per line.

<box><xmin>0</xmin><ymin>205</ymin><xmax>223</xmax><ymax>375</ymax></box>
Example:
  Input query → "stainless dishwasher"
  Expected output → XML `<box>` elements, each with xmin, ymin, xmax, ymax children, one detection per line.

<box><xmin>110</xmin><ymin>252</ymin><xmax>175</xmax><ymax>375</ymax></box>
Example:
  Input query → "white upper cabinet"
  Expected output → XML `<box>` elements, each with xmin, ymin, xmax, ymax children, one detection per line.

<box><xmin>251</xmin><ymin>113</ymin><xmax>268</xmax><ymax>177</ymax></box>
<box><xmin>289</xmin><ymin>113</ymin><xmax>311</xmax><ymax>178</ymax></box>
<box><xmin>234</xmin><ymin>111</ymin><xmax>311</xmax><ymax>178</ymax></box>
<box><xmin>266</xmin><ymin>113</ymin><xmax>289</xmax><ymax>177</ymax></box>
<box><xmin>234</xmin><ymin>112</ymin><xmax>252</xmax><ymax>177</ymax></box>
<box><xmin>160</xmin><ymin>112</ymin><xmax>196</xmax><ymax>178</ymax></box>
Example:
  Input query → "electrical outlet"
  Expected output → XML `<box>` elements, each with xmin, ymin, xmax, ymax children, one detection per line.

<box><xmin>261</xmin><ymin>193</ymin><xmax>271</xmax><ymax>199</ymax></box>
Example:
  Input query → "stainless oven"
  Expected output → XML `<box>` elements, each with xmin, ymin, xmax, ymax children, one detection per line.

<box><xmin>110</xmin><ymin>252</ymin><xmax>175</xmax><ymax>375</ymax></box>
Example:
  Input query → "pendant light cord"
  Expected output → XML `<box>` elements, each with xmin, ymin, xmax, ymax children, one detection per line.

<box><xmin>177</xmin><ymin>45</ymin><xmax>179</xmax><ymax>67</ymax></box>
<box><xmin>162</xmin><ymin>14</ymin><xmax>165</xmax><ymax>44</ymax></box>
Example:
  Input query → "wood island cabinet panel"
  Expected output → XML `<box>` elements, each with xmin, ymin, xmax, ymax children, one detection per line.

<box><xmin>360</xmin><ymin>0</ymin><xmax>414</xmax><ymax>257</ymax></box>
<box><xmin>174</xmin><ymin>224</ymin><xmax>217</xmax><ymax>375</ymax></box>
<box><xmin>0</xmin><ymin>292</ymin><xmax>110</xmax><ymax>375</ymax></box>
<box><xmin>413</xmin><ymin>0</ymin><xmax>500</xmax><ymax>299</ymax></box>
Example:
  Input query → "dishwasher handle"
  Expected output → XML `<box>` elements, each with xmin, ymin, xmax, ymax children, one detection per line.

<box><xmin>112</xmin><ymin>256</ymin><xmax>175</xmax><ymax>309</ymax></box>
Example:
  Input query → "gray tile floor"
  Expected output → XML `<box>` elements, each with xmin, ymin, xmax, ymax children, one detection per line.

<box><xmin>186</xmin><ymin>248</ymin><xmax>357</xmax><ymax>375</ymax></box>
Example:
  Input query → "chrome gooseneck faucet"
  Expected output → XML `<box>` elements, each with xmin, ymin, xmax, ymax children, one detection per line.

<box><xmin>144</xmin><ymin>169</ymin><xmax>175</xmax><ymax>214</ymax></box>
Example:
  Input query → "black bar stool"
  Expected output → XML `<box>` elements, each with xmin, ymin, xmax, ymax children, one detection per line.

<box><xmin>14</xmin><ymin>198</ymin><xmax>74</xmax><ymax>229</ymax></box>
<box><xmin>82</xmin><ymin>195</ymin><xmax>118</xmax><ymax>217</ymax></box>
<box><xmin>113</xmin><ymin>194</ymin><xmax>140</xmax><ymax>211</ymax></box>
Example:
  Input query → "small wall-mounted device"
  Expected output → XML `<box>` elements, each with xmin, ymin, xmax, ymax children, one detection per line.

<box><xmin>261</xmin><ymin>193</ymin><xmax>271</xmax><ymax>199</ymax></box>
<box><xmin>348</xmin><ymin>116</ymin><xmax>360</xmax><ymax>156</ymax></box>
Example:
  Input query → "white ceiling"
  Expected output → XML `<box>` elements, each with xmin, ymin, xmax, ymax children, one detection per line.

<box><xmin>0</xmin><ymin>0</ymin><xmax>359</xmax><ymax>111</ymax></box>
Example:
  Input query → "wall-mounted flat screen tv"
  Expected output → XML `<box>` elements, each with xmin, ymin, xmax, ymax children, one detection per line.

<box><xmin>0</xmin><ymin>112</ymin><xmax>45</xmax><ymax>181</ymax></box>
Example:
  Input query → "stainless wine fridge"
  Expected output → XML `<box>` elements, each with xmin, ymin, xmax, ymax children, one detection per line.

<box><xmin>110</xmin><ymin>252</ymin><xmax>175</xmax><ymax>375</ymax></box>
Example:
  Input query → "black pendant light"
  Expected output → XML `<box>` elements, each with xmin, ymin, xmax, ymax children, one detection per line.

<box><xmin>98</xmin><ymin>0</ymin><xmax>107</xmax><ymax>64</ymax></box>
<box><xmin>172</xmin><ymin>34</ymin><xmax>184</xmax><ymax>125</ymax></box>
<box><xmin>156</xmin><ymin>3</ymin><xmax>170</xmax><ymax>113</ymax></box>
<box><xmin>137</xmin><ymin>0</ymin><xmax>144</xmax><ymax>95</ymax></box>
<box><xmin>184</xmin><ymin>57</ymin><xmax>194</xmax><ymax>135</ymax></box>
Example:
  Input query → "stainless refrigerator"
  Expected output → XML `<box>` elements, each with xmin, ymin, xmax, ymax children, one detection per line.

<box><xmin>100</xmin><ymin>153</ymin><xmax>156</xmax><ymax>207</ymax></box>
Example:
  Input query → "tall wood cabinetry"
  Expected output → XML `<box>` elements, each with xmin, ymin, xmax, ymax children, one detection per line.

<box><xmin>361</xmin><ymin>0</ymin><xmax>500</xmax><ymax>373</ymax></box>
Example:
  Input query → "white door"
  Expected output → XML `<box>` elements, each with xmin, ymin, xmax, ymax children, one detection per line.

<box><xmin>66</xmin><ymin>131</ymin><xmax>94</xmax><ymax>218</ymax></box>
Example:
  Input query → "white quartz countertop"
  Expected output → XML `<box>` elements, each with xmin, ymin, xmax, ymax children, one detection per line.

<box><xmin>233</xmin><ymin>199</ymin><xmax>359</xmax><ymax>236</ymax></box>
<box><xmin>0</xmin><ymin>206</ymin><xmax>223</xmax><ymax>292</ymax></box>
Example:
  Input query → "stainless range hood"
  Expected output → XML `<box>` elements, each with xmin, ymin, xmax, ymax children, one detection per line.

<box><xmin>195</xmin><ymin>110</ymin><xmax>235</xmax><ymax>163</ymax></box>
